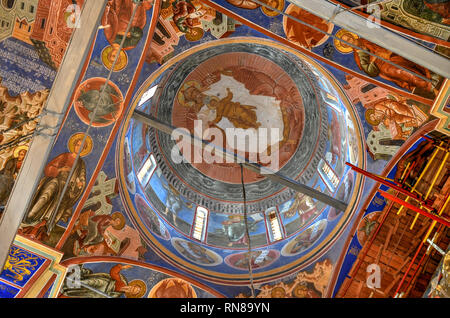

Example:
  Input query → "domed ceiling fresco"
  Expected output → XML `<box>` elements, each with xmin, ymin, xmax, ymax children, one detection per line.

<box><xmin>0</xmin><ymin>0</ymin><xmax>447</xmax><ymax>299</ymax></box>
<box><xmin>118</xmin><ymin>38</ymin><xmax>365</xmax><ymax>284</ymax></box>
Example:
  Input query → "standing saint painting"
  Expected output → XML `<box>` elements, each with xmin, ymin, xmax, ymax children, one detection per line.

<box><xmin>0</xmin><ymin>146</ymin><xmax>28</xmax><ymax>209</ymax></box>
<box><xmin>20</xmin><ymin>133</ymin><xmax>93</xmax><ymax>241</ymax></box>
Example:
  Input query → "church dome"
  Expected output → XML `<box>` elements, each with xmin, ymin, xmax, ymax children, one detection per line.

<box><xmin>117</xmin><ymin>37</ymin><xmax>365</xmax><ymax>284</ymax></box>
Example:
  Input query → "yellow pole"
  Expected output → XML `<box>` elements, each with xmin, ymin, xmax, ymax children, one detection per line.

<box><xmin>400</xmin><ymin>162</ymin><xmax>411</xmax><ymax>182</ymax></box>
<box><xmin>410</xmin><ymin>151</ymin><xmax>449</xmax><ymax>229</ymax></box>
<box><xmin>397</xmin><ymin>143</ymin><xmax>442</xmax><ymax>215</ymax></box>
<box><xmin>423</xmin><ymin>194</ymin><xmax>450</xmax><ymax>243</ymax></box>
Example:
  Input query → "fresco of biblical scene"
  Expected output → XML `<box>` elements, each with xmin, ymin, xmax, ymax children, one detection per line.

<box><xmin>366</xmin><ymin>95</ymin><xmax>429</xmax><ymax>140</ymax></box>
<box><xmin>60</xmin><ymin>262</ymin><xmax>218</xmax><ymax>298</ymax></box>
<box><xmin>134</xmin><ymin>193</ymin><xmax>170</xmax><ymax>241</ymax></box>
<box><xmin>0</xmin><ymin>145</ymin><xmax>27</xmax><ymax>214</ymax></box>
<box><xmin>173</xmin><ymin>51</ymin><xmax>304</xmax><ymax>181</ymax></box>
<box><xmin>379</xmin><ymin>0</ymin><xmax>450</xmax><ymax>42</ymax></box>
<box><xmin>101</xmin><ymin>0</ymin><xmax>153</xmax><ymax>68</ymax></box>
<box><xmin>365</xmin><ymin>97</ymin><xmax>427</xmax><ymax>161</ymax></box>
<box><xmin>279</xmin><ymin>191</ymin><xmax>323</xmax><ymax>237</ymax></box>
<box><xmin>206</xmin><ymin>212</ymin><xmax>267</xmax><ymax>248</ymax></box>
<box><xmin>236</xmin><ymin>259</ymin><xmax>333</xmax><ymax>298</ymax></box>
<box><xmin>0</xmin><ymin>82</ymin><xmax>48</xmax><ymax>217</ymax></box>
<box><xmin>283</xmin><ymin>4</ymin><xmax>334</xmax><ymax>50</ymax></box>
<box><xmin>356</xmin><ymin>211</ymin><xmax>382</xmax><ymax>246</ymax></box>
<box><xmin>224</xmin><ymin>249</ymin><xmax>279</xmax><ymax>271</ymax></box>
<box><xmin>21</xmin><ymin>0</ymin><xmax>86</xmax><ymax>69</ymax></box>
<box><xmin>130</xmin><ymin>120</ymin><xmax>150</xmax><ymax>170</ymax></box>
<box><xmin>323</xmin><ymin>106</ymin><xmax>347</xmax><ymax>177</ymax></box>
<box><xmin>281</xmin><ymin>219</ymin><xmax>327</xmax><ymax>256</ymax></box>
<box><xmin>345</xmin><ymin>109</ymin><xmax>360</xmax><ymax>165</ymax></box>
<box><xmin>148</xmin><ymin>1</ymin><xmax>234</xmax><ymax>65</ymax></box>
<box><xmin>123</xmin><ymin>137</ymin><xmax>136</xmax><ymax>194</ymax></box>
<box><xmin>327</xmin><ymin>169</ymin><xmax>355</xmax><ymax>222</ymax></box>
<box><xmin>60</xmin><ymin>263</ymin><xmax>147</xmax><ymax>298</ymax></box>
<box><xmin>343</xmin><ymin>76</ymin><xmax>431</xmax><ymax>161</ymax></box>
<box><xmin>224</xmin><ymin>0</ymin><xmax>285</xmax><ymax>17</ymax></box>
<box><xmin>148</xmin><ymin>278</ymin><xmax>197</xmax><ymax>298</ymax></box>
<box><xmin>334</xmin><ymin>29</ymin><xmax>443</xmax><ymax>99</ymax></box>
<box><xmin>61</xmin><ymin>205</ymin><xmax>148</xmax><ymax>260</ymax></box>
<box><xmin>172</xmin><ymin>237</ymin><xmax>222</xmax><ymax>266</ymax></box>
<box><xmin>145</xmin><ymin>174</ymin><xmax>195</xmax><ymax>235</ymax></box>
<box><xmin>18</xmin><ymin>133</ymin><xmax>93</xmax><ymax>245</ymax></box>
<box><xmin>333</xmin><ymin>0</ymin><xmax>450</xmax><ymax>42</ymax></box>
<box><xmin>74</xmin><ymin>78</ymin><xmax>124</xmax><ymax>127</ymax></box>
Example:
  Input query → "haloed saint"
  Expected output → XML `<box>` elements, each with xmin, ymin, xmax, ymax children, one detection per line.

<box><xmin>20</xmin><ymin>133</ymin><xmax>93</xmax><ymax>242</ymax></box>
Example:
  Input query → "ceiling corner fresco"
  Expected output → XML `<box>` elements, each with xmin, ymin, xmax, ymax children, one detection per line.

<box><xmin>0</xmin><ymin>0</ymin><xmax>448</xmax><ymax>299</ymax></box>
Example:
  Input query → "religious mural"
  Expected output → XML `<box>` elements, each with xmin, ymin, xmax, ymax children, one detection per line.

<box><xmin>19</xmin><ymin>133</ymin><xmax>91</xmax><ymax>243</ymax></box>
<box><xmin>0</xmin><ymin>81</ymin><xmax>48</xmax><ymax>218</ymax></box>
<box><xmin>343</xmin><ymin>75</ymin><xmax>432</xmax><ymax>161</ymax></box>
<box><xmin>0</xmin><ymin>0</ymin><xmax>447</xmax><ymax>300</ymax></box>
<box><xmin>236</xmin><ymin>259</ymin><xmax>334</xmax><ymax>298</ymax></box>
<box><xmin>61</xmin><ymin>263</ymin><xmax>148</xmax><ymax>298</ymax></box>
<box><xmin>334</xmin><ymin>29</ymin><xmax>442</xmax><ymax>99</ymax></box>
<box><xmin>207</xmin><ymin>0</ymin><xmax>445</xmax><ymax>103</ymax></box>
<box><xmin>333</xmin><ymin>0</ymin><xmax>450</xmax><ymax>43</ymax></box>
<box><xmin>59</xmin><ymin>261</ymin><xmax>218</xmax><ymax>298</ymax></box>
<box><xmin>283</xmin><ymin>4</ymin><xmax>334</xmax><ymax>50</ymax></box>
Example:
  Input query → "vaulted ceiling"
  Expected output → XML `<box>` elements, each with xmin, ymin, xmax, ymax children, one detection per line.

<box><xmin>0</xmin><ymin>0</ymin><xmax>448</xmax><ymax>299</ymax></box>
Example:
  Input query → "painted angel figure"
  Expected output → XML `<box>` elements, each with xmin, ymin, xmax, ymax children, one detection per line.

<box><xmin>161</xmin><ymin>182</ymin><xmax>192</xmax><ymax>226</ymax></box>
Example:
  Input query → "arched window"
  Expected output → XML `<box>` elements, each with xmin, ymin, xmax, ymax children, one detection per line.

<box><xmin>2</xmin><ymin>0</ymin><xmax>16</xmax><ymax>9</ymax></box>
<box><xmin>192</xmin><ymin>206</ymin><xmax>208</xmax><ymax>241</ymax></box>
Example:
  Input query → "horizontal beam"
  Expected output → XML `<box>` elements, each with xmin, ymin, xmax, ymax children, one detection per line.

<box><xmin>379</xmin><ymin>190</ymin><xmax>450</xmax><ymax>227</ymax></box>
<box><xmin>132</xmin><ymin>110</ymin><xmax>348</xmax><ymax>212</ymax></box>
<box><xmin>287</xmin><ymin>0</ymin><xmax>450</xmax><ymax>79</ymax></box>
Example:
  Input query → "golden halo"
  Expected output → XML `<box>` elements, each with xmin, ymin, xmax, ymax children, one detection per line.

<box><xmin>67</xmin><ymin>133</ymin><xmax>93</xmax><ymax>157</ymax></box>
<box><xmin>101</xmin><ymin>46</ymin><xmax>128</xmax><ymax>72</ymax></box>
<box><xmin>261</xmin><ymin>0</ymin><xmax>285</xmax><ymax>17</ymax></box>
<box><xmin>13</xmin><ymin>145</ymin><xmax>29</xmax><ymax>158</ymax></box>
<box><xmin>125</xmin><ymin>280</ymin><xmax>147</xmax><ymax>298</ymax></box>
<box><xmin>365</xmin><ymin>108</ymin><xmax>381</xmax><ymax>127</ymax></box>
<box><xmin>185</xmin><ymin>27</ymin><xmax>204</xmax><ymax>42</ymax></box>
<box><xmin>334</xmin><ymin>29</ymin><xmax>359</xmax><ymax>54</ymax></box>
<box><xmin>271</xmin><ymin>286</ymin><xmax>286</xmax><ymax>298</ymax></box>
<box><xmin>111</xmin><ymin>211</ymin><xmax>126</xmax><ymax>230</ymax></box>
<box><xmin>293</xmin><ymin>283</ymin><xmax>309</xmax><ymax>298</ymax></box>
<box><xmin>177</xmin><ymin>80</ymin><xmax>203</xmax><ymax>108</ymax></box>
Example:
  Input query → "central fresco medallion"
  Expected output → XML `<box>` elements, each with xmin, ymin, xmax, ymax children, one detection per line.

<box><xmin>117</xmin><ymin>38</ymin><xmax>365</xmax><ymax>284</ymax></box>
<box><xmin>147</xmin><ymin>41</ymin><xmax>329</xmax><ymax>213</ymax></box>
<box><xmin>172</xmin><ymin>52</ymin><xmax>305</xmax><ymax>184</ymax></box>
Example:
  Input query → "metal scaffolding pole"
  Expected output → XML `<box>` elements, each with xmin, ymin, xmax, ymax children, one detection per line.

<box><xmin>132</xmin><ymin>110</ymin><xmax>348</xmax><ymax>212</ymax></box>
